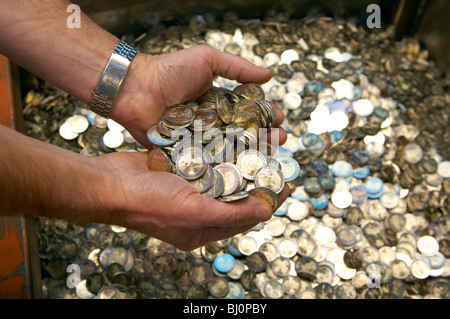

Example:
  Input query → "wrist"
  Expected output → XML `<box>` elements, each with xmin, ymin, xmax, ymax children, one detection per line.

<box><xmin>109</xmin><ymin>53</ymin><xmax>159</xmax><ymax>119</ymax></box>
<box><xmin>80</xmin><ymin>155</ymin><xmax>129</xmax><ymax>226</ymax></box>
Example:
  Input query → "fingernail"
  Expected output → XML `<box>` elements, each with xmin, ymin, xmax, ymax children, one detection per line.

<box><xmin>254</xmin><ymin>205</ymin><xmax>272</xmax><ymax>222</ymax></box>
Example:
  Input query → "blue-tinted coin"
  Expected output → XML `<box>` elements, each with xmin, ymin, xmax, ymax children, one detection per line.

<box><xmin>277</xmin><ymin>157</ymin><xmax>301</xmax><ymax>182</ymax></box>
<box><xmin>342</xmin><ymin>52</ymin><xmax>354</xmax><ymax>62</ymax></box>
<box><xmin>281</xmin><ymin>120</ymin><xmax>291</xmax><ymax>133</ymax></box>
<box><xmin>304</xmin><ymin>177</ymin><xmax>321</xmax><ymax>194</ymax></box>
<box><xmin>352</xmin><ymin>149</ymin><xmax>371</xmax><ymax>165</ymax></box>
<box><xmin>326</xmin><ymin>100</ymin><xmax>346</xmax><ymax>113</ymax></box>
<box><xmin>291</xmin><ymin>186</ymin><xmax>309</xmax><ymax>201</ymax></box>
<box><xmin>214</xmin><ymin>254</ymin><xmax>236</xmax><ymax>273</ymax></box>
<box><xmin>364</xmin><ymin>177</ymin><xmax>384</xmax><ymax>194</ymax></box>
<box><xmin>147</xmin><ymin>125</ymin><xmax>176</xmax><ymax>146</ymax></box>
<box><xmin>329</xmin><ymin>130</ymin><xmax>344</xmax><ymax>144</ymax></box>
<box><xmin>308</xmin><ymin>138</ymin><xmax>325</xmax><ymax>152</ymax></box>
<box><xmin>302</xmin><ymin>133</ymin><xmax>319</xmax><ymax>147</ymax></box>
<box><xmin>373</xmin><ymin>106</ymin><xmax>390</xmax><ymax>120</ymax></box>
<box><xmin>313</xmin><ymin>209</ymin><xmax>327</xmax><ymax>217</ymax></box>
<box><xmin>367</xmin><ymin>188</ymin><xmax>384</xmax><ymax>199</ymax></box>
<box><xmin>318</xmin><ymin>174</ymin><xmax>336</xmax><ymax>190</ymax></box>
<box><xmin>345</xmin><ymin>175</ymin><xmax>353</xmax><ymax>184</ymax></box>
<box><xmin>87</xmin><ymin>111</ymin><xmax>96</xmax><ymax>124</ymax></box>
<box><xmin>311</xmin><ymin>159</ymin><xmax>329</xmax><ymax>175</ymax></box>
<box><xmin>300</xmin><ymin>97</ymin><xmax>317</xmax><ymax>111</ymax></box>
<box><xmin>227</xmin><ymin>243</ymin><xmax>242</xmax><ymax>257</ymax></box>
<box><xmin>276</xmin><ymin>147</ymin><xmax>294</xmax><ymax>158</ymax></box>
<box><xmin>309</xmin><ymin>194</ymin><xmax>329</xmax><ymax>209</ymax></box>
<box><xmin>351</xmin><ymin>185</ymin><xmax>368</xmax><ymax>205</ymax></box>
<box><xmin>353</xmin><ymin>166</ymin><xmax>370</xmax><ymax>179</ymax></box>
<box><xmin>352</xmin><ymin>86</ymin><xmax>362</xmax><ymax>100</ymax></box>
<box><xmin>306</xmin><ymin>81</ymin><xmax>324</xmax><ymax>93</ymax></box>
<box><xmin>225</xmin><ymin>282</ymin><xmax>245</xmax><ymax>299</ymax></box>
<box><xmin>429</xmin><ymin>252</ymin><xmax>446</xmax><ymax>269</ymax></box>
<box><xmin>274</xmin><ymin>201</ymin><xmax>289</xmax><ymax>216</ymax></box>
<box><xmin>98</xmin><ymin>136</ymin><xmax>114</xmax><ymax>153</ymax></box>
<box><xmin>331</xmin><ymin>161</ymin><xmax>353</xmax><ymax>178</ymax></box>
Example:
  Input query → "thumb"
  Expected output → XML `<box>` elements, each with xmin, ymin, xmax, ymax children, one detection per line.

<box><xmin>192</xmin><ymin>191</ymin><xmax>273</xmax><ymax>228</ymax></box>
<box><xmin>205</xmin><ymin>45</ymin><xmax>272</xmax><ymax>84</ymax></box>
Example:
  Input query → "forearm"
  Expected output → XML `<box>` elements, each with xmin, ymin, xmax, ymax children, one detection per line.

<box><xmin>0</xmin><ymin>125</ymin><xmax>121</xmax><ymax>224</ymax></box>
<box><xmin>0</xmin><ymin>0</ymin><xmax>118</xmax><ymax>105</ymax></box>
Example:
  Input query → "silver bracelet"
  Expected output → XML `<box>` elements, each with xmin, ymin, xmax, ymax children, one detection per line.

<box><xmin>90</xmin><ymin>41</ymin><xmax>138</xmax><ymax>118</ymax></box>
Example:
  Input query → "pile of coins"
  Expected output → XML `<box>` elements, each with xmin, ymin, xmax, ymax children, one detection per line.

<box><xmin>23</xmin><ymin>11</ymin><xmax>450</xmax><ymax>299</ymax></box>
<box><xmin>145</xmin><ymin>83</ymin><xmax>296</xmax><ymax>207</ymax></box>
<box><xmin>24</xmin><ymin>85</ymin><xmax>147</xmax><ymax>156</ymax></box>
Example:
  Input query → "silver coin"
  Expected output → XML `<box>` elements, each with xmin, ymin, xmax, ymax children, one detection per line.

<box><xmin>218</xmin><ymin>190</ymin><xmax>249</xmax><ymax>202</ymax></box>
<box><xmin>176</xmin><ymin>146</ymin><xmax>207</xmax><ymax>180</ymax></box>
<box><xmin>254</xmin><ymin>166</ymin><xmax>285</xmax><ymax>194</ymax></box>
<box><xmin>204</xmin><ymin>169</ymin><xmax>225</xmax><ymax>198</ymax></box>
<box><xmin>236</xmin><ymin>150</ymin><xmax>267</xmax><ymax>180</ymax></box>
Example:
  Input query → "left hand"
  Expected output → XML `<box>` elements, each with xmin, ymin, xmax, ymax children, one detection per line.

<box><xmin>110</xmin><ymin>45</ymin><xmax>287</xmax><ymax>149</ymax></box>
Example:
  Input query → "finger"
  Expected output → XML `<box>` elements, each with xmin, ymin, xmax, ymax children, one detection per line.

<box><xmin>191</xmin><ymin>192</ymin><xmax>273</xmax><ymax>228</ymax></box>
<box><xmin>259</xmin><ymin>127</ymin><xmax>287</xmax><ymax>147</ymax></box>
<box><xmin>269</xmin><ymin>101</ymin><xmax>285</xmax><ymax>127</ymax></box>
<box><xmin>276</xmin><ymin>184</ymin><xmax>291</xmax><ymax>210</ymax></box>
<box><xmin>127</xmin><ymin>127</ymin><xmax>155</xmax><ymax>150</ymax></box>
<box><xmin>206</xmin><ymin>46</ymin><xmax>272</xmax><ymax>84</ymax></box>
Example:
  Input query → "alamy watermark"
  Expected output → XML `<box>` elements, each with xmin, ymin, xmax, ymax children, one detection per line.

<box><xmin>66</xmin><ymin>4</ymin><xmax>381</xmax><ymax>30</ymax></box>
<box><xmin>367</xmin><ymin>4</ymin><xmax>382</xmax><ymax>29</ymax></box>
<box><xmin>367</xmin><ymin>263</ymin><xmax>381</xmax><ymax>288</ymax></box>
<box><xmin>66</xmin><ymin>263</ymin><xmax>81</xmax><ymax>288</ymax></box>
<box><xmin>66</xmin><ymin>4</ymin><xmax>81</xmax><ymax>29</ymax></box>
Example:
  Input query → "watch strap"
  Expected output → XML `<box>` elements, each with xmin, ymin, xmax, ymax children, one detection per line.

<box><xmin>90</xmin><ymin>41</ymin><xmax>138</xmax><ymax>118</ymax></box>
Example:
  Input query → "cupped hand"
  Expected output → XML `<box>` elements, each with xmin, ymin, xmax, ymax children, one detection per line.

<box><xmin>100</xmin><ymin>151</ymin><xmax>290</xmax><ymax>251</ymax></box>
<box><xmin>110</xmin><ymin>45</ymin><xmax>287</xmax><ymax>149</ymax></box>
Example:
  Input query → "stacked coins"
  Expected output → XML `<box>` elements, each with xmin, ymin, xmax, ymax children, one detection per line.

<box><xmin>146</xmin><ymin>83</ymin><xmax>295</xmax><ymax>209</ymax></box>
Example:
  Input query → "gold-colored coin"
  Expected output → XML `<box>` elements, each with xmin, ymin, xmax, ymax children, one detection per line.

<box><xmin>147</xmin><ymin>148</ymin><xmax>175</xmax><ymax>173</ymax></box>
<box><xmin>156</xmin><ymin>120</ymin><xmax>173</xmax><ymax>137</ymax></box>
<box><xmin>197</xmin><ymin>87</ymin><xmax>225</xmax><ymax>105</ymax></box>
<box><xmin>216</xmin><ymin>95</ymin><xmax>235</xmax><ymax>124</ymax></box>
<box><xmin>249</xmin><ymin>187</ymin><xmax>279</xmax><ymax>212</ymax></box>
<box><xmin>235</xmin><ymin>99</ymin><xmax>267</xmax><ymax>128</ymax></box>
<box><xmin>255</xmin><ymin>100</ymin><xmax>277</xmax><ymax>128</ymax></box>
<box><xmin>198</xmin><ymin>100</ymin><xmax>217</xmax><ymax>110</ymax></box>
<box><xmin>234</xmin><ymin>111</ymin><xmax>261</xmax><ymax>133</ymax></box>
<box><xmin>233</xmin><ymin>83</ymin><xmax>265</xmax><ymax>101</ymax></box>
<box><xmin>162</xmin><ymin>104</ymin><xmax>195</xmax><ymax>129</ymax></box>
<box><xmin>190</xmin><ymin>109</ymin><xmax>218</xmax><ymax>131</ymax></box>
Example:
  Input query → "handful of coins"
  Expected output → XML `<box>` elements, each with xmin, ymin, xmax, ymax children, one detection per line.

<box><xmin>146</xmin><ymin>83</ymin><xmax>298</xmax><ymax>211</ymax></box>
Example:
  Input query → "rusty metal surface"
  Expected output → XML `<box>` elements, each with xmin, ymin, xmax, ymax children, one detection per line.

<box><xmin>0</xmin><ymin>54</ymin><xmax>42</xmax><ymax>299</ymax></box>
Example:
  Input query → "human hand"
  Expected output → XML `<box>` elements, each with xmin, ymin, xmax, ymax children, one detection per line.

<box><xmin>99</xmin><ymin>151</ymin><xmax>290</xmax><ymax>251</ymax></box>
<box><xmin>110</xmin><ymin>45</ymin><xmax>287</xmax><ymax>149</ymax></box>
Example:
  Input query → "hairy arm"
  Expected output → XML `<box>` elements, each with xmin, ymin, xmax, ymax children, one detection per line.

<box><xmin>0</xmin><ymin>0</ymin><xmax>118</xmax><ymax>104</ymax></box>
<box><xmin>0</xmin><ymin>124</ymin><xmax>121</xmax><ymax>225</ymax></box>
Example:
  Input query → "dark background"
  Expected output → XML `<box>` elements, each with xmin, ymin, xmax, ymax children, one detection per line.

<box><xmin>70</xmin><ymin>0</ymin><xmax>449</xmax><ymax>77</ymax></box>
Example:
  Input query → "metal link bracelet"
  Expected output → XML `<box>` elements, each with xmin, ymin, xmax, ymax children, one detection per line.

<box><xmin>90</xmin><ymin>41</ymin><xmax>138</xmax><ymax>118</ymax></box>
